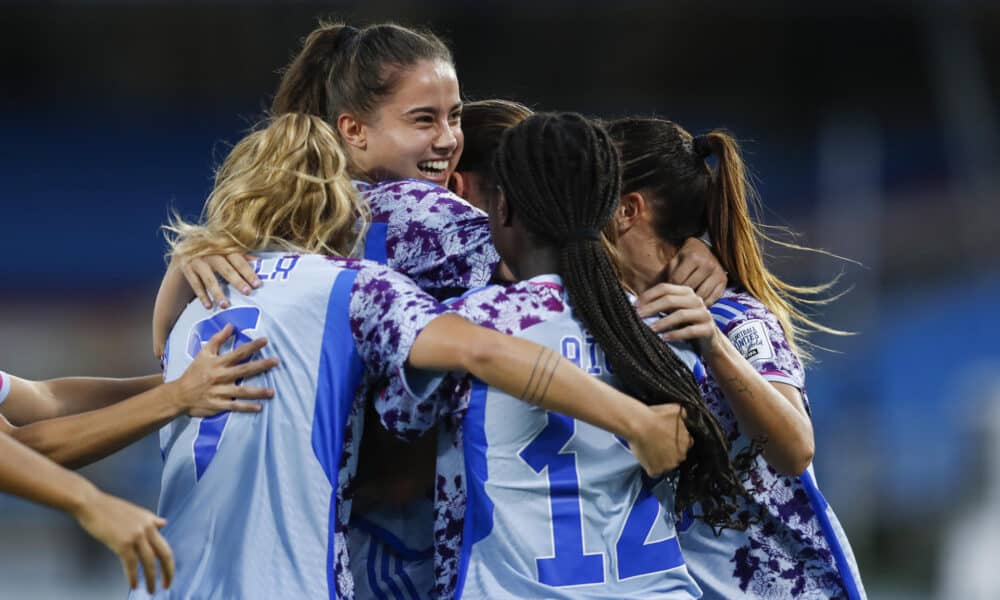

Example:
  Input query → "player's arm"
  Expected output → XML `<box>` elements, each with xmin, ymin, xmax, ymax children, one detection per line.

<box><xmin>152</xmin><ymin>253</ymin><xmax>260</xmax><ymax>358</ymax></box>
<box><xmin>6</xmin><ymin>325</ymin><xmax>277</xmax><ymax>469</ymax></box>
<box><xmin>1</xmin><ymin>374</ymin><xmax>162</xmax><ymax>425</ymax></box>
<box><xmin>638</xmin><ymin>283</ymin><xmax>814</xmax><ymax>476</ymax></box>
<box><xmin>0</xmin><ymin>431</ymin><xmax>174</xmax><ymax>593</ymax></box>
<box><xmin>408</xmin><ymin>314</ymin><xmax>692</xmax><ymax>477</ymax></box>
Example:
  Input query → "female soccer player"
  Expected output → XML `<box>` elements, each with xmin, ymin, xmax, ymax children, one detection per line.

<box><xmin>137</xmin><ymin>112</ymin><xmax>692</xmax><ymax>600</ymax></box>
<box><xmin>605</xmin><ymin>117</ymin><xmax>865</xmax><ymax>599</ymax></box>
<box><xmin>376</xmin><ymin>113</ymin><xmax>748</xmax><ymax>599</ymax></box>
<box><xmin>0</xmin><ymin>325</ymin><xmax>275</xmax><ymax>468</ymax></box>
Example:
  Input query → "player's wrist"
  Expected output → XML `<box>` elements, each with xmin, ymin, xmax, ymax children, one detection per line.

<box><xmin>159</xmin><ymin>380</ymin><xmax>191</xmax><ymax>416</ymax></box>
<box><xmin>697</xmin><ymin>327</ymin><xmax>725</xmax><ymax>359</ymax></box>
<box><xmin>64</xmin><ymin>475</ymin><xmax>102</xmax><ymax>520</ymax></box>
<box><xmin>617</xmin><ymin>394</ymin><xmax>653</xmax><ymax>444</ymax></box>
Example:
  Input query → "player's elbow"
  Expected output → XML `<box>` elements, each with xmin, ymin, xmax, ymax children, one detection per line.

<box><xmin>788</xmin><ymin>438</ymin><xmax>815</xmax><ymax>477</ymax></box>
<box><xmin>8</xmin><ymin>427</ymin><xmax>63</xmax><ymax>466</ymax></box>
<box><xmin>456</xmin><ymin>329</ymin><xmax>504</xmax><ymax>376</ymax></box>
<box><xmin>768</xmin><ymin>434</ymin><xmax>815</xmax><ymax>477</ymax></box>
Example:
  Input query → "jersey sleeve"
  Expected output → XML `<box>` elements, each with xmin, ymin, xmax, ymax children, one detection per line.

<box><xmin>349</xmin><ymin>264</ymin><xmax>452</xmax><ymax>397</ymax></box>
<box><xmin>373</xmin><ymin>284</ymin><xmax>516</xmax><ymax>442</ymax></box>
<box><xmin>375</xmin><ymin>372</ymin><xmax>471</xmax><ymax>442</ymax></box>
<box><xmin>367</xmin><ymin>181</ymin><xmax>501</xmax><ymax>291</ymax></box>
<box><xmin>0</xmin><ymin>371</ymin><xmax>10</xmax><ymax>406</ymax></box>
<box><xmin>712</xmin><ymin>295</ymin><xmax>805</xmax><ymax>390</ymax></box>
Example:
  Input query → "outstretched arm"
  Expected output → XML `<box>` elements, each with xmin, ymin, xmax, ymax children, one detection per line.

<box><xmin>2</xmin><ymin>375</ymin><xmax>162</xmax><ymax>426</ymax></box>
<box><xmin>0</xmin><ymin>431</ymin><xmax>174</xmax><ymax>594</ymax></box>
<box><xmin>4</xmin><ymin>325</ymin><xmax>277</xmax><ymax>469</ymax></box>
<box><xmin>408</xmin><ymin>314</ymin><xmax>691</xmax><ymax>477</ymax></box>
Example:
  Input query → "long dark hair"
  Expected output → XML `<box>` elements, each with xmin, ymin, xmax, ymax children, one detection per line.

<box><xmin>606</xmin><ymin>118</ymin><xmax>848</xmax><ymax>362</ymax></box>
<box><xmin>455</xmin><ymin>99</ymin><xmax>533</xmax><ymax>183</ymax></box>
<box><xmin>493</xmin><ymin>113</ymin><xmax>747</xmax><ymax>528</ymax></box>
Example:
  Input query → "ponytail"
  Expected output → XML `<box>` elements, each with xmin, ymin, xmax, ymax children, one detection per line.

<box><xmin>272</xmin><ymin>21</ymin><xmax>452</xmax><ymax>127</ymax></box>
<box><xmin>272</xmin><ymin>22</ymin><xmax>356</xmax><ymax>117</ymax></box>
<box><xmin>701</xmin><ymin>131</ymin><xmax>847</xmax><ymax>362</ymax></box>
<box><xmin>607</xmin><ymin>118</ymin><xmax>848</xmax><ymax>364</ymax></box>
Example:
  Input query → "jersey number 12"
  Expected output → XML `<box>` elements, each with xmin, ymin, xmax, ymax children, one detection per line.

<box><xmin>520</xmin><ymin>413</ymin><xmax>685</xmax><ymax>586</ymax></box>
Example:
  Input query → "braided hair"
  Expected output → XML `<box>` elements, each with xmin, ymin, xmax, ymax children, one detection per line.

<box><xmin>493</xmin><ymin>113</ymin><xmax>748</xmax><ymax>528</ymax></box>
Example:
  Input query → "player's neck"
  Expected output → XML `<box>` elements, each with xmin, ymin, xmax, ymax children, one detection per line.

<box><xmin>509</xmin><ymin>244</ymin><xmax>559</xmax><ymax>281</ymax></box>
<box><xmin>626</xmin><ymin>238</ymin><xmax>678</xmax><ymax>294</ymax></box>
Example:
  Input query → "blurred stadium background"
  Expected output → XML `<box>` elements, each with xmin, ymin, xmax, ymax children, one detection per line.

<box><xmin>1</xmin><ymin>1</ymin><xmax>998</xmax><ymax>598</ymax></box>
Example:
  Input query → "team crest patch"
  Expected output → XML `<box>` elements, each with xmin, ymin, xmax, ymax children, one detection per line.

<box><xmin>728</xmin><ymin>320</ymin><xmax>774</xmax><ymax>363</ymax></box>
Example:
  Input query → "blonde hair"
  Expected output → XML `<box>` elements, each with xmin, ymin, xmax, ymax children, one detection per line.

<box><xmin>166</xmin><ymin>113</ymin><xmax>367</xmax><ymax>260</ymax></box>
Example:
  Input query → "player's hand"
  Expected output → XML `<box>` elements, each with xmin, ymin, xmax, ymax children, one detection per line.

<box><xmin>666</xmin><ymin>237</ymin><xmax>726</xmax><ymax>306</ymax></box>
<box><xmin>72</xmin><ymin>489</ymin><xmax>175</xmax><ymax>594</ymax></box>
<box><xmin>179</xmin><ymin>253</ymin><xmax>261</xmax><ymax>310</ymax></box>
<box><xmin>173</xmin><ymin>324</ymin><xmax>278</xmax><ymax>417</ymax></box>
<box><xmin>151</xmin><ymin>253</ymin><xmax>257</xmax><ymax>360</ymax></box>
<box><xmin>628</xmin><ymin>404</ymin><xmax>692</xmax><ymax>477</ymax></box>
<box><xmin>635</xmin><ymin>283</ymin><xmax>721</xmax><ymax>356</ymax></box>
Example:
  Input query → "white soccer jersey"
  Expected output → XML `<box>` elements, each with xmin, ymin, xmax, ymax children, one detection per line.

<box><xmin>132</xmin><ymin>254</ymin><xmax>448</xmax><ymax>600</ymax></box>
<box><xmin>378</xmin><ymin>275</ymin><xmax>703</xmax><ymax>599</ymax></box>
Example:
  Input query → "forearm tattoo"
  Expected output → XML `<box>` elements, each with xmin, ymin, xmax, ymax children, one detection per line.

<box><xmin>520</xmin><ymin>347</ymin><xmax>561</xmax><ymax>407</ymax></box>
<box><xmin>723</xmin><ymin>374</ymin><xmax>752</xmax><ymax>399</ymax></box>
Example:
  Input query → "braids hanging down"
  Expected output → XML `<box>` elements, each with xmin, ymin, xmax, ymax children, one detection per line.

<box><xmin>493</xmin><ymin>113</ymin><xmax>749</xmax><ymax>529</ymax></box>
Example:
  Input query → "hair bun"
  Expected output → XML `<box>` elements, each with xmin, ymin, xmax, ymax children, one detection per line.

<box><xmin>693</xmin><ymin>135</ymin><xmax>713</xmax><ymax>159</ymax></box>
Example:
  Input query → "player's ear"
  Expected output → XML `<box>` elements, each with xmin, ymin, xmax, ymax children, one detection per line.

<box><xmin>495</xmin><ymin>187</ymin><xmax>513</xmax><ymax>227</ymax></box>
<box><xmin>616</xmin><ymin>192</ymin><xmax>646</xmax><ymax>234</ymax></box>
<box><xmin>449</xmin><ymin>171</ymin><xmax>467</xmax><ymax>198</ymax></box>
<box><xmin>337</xmin><ymin>113</ymin><xmax>366</xmax><ymax>150</ymax></box>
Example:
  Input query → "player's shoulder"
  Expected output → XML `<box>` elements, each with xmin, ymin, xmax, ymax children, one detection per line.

<box><xmin>348</xmin><ymin>258</ymin><xmax>422</xmax><ymax>289</ymax></box>
<box><xmin>450</xmin><ymin>276</ymin><xmax>567</xmax><ymax>335</ymax></box>
<box><xmin>360</xmin><ymin>178</ymin><xmax>480</xmax><ymax>215</ymax></box>
<box><xmin>359</xmin><ymin>177</ymin><xmax>449</xmax><ymax>200</ymax></box>
<box><xmin>711</xmin><ymin>287</ymin><xmax>802</xmax><ymax>372</ymax></box>
<box><xmin>709</xmin><ymin>288</ymin><xmax>775</xmax><ymax>331</ymax></box>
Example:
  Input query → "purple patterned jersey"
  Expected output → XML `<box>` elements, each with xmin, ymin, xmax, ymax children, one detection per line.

<box><xmin>676</xmin><ymin>288</ymin><xmax>866</xmax><ymax>600</ymax></box>
<box><xmin>356</xmin><ymin>179</ymin><xmax>501</xmax><ymax>292</ymax></box>
<box><xmin>340</xmin><ymin>260</ymin><xmax>450</xmax><ymax>599</ymax></box>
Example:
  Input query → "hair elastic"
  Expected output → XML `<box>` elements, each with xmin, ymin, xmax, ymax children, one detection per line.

<box><xmin>335</xmin><ymin>25</ymin><xmax>361</xmax><ymax>51</ymax></box>
<box><xmin>565</xmin><ymin>228</ymin><xmax>601</xmax><ymax>242</ymax></box>
<box><xmin>693</xmin><ymin>135</ymin><xmax>713</xmax><ymax>159</ymax></box>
